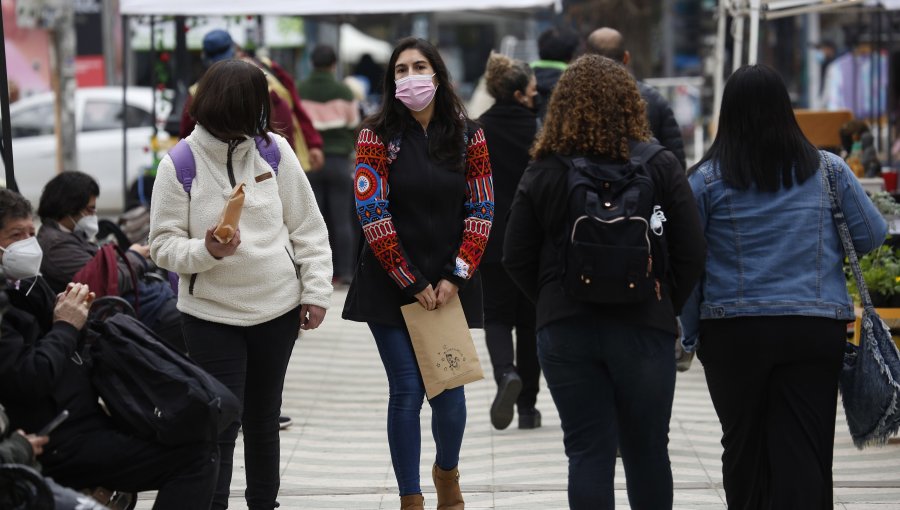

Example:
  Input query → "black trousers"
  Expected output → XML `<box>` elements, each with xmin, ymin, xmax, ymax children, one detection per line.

<box><xmin>481</xmin><ymin>262</ymin><xmax>541</xmax><ymax>409</ymax></box>
<box><xmin>698</xmin><ymin>315</ymin><xmax>846</xmax><ymax>510</ymax></box>
<box><xmin>42</xmin><ymin>427</ymin><xmax>218</xmax><ymax>510</ymax></box>
<box><xmin>182</xmin><ymin>306</ymin><xmax>300</xmax><ymax>510</ymax></box>
<box><xmin>307</xmin><ymin>154</ymin><xmax>356</xmax><ymax>280</ymax></box>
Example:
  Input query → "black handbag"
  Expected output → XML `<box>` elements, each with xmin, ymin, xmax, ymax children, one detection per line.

<box><xmin>824</xmin><ymin>153</ymin><xmax>900</xmax><ymax>448</ymax></box>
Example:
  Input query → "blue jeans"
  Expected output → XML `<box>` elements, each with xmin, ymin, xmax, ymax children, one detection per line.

<box><xmin>537</xmin><ymin>315</ymin><xmax>675</xmax><ymax>510</ymax></box>
<box><xmin>368</xmin><ymin>323</ymin><xmax>467</xmax><ymax>496</ymax></box>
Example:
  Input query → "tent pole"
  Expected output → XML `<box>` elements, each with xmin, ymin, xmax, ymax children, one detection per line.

<box><xmin>713</xmin><ymin>0</ymin><xmax>729</xmax><ymax>129</ymax></box>
<box><xmin>748</xmin><ymin>0</ymin><xmax>761</xmax><ymax>65</ymax></box>
<box><xmin>0</xmin><ymin>4</ymin><xmax>17</xmax><ymax>192</ymax></box>
<box><xmin>732</xmin><ymin>7</ymin><xmax>745</xmax><ymax>72</ymax></box>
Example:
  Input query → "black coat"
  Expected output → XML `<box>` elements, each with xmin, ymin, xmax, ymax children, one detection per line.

<box><xmin>503</xmin><ymin>149</ymin><xmax>706</xmax><ymax>333</ymax></box>
<box><xmin>0</xmin><ymin>278</ymin><xmax>107</xmax><ymax>449</ymax></box>
<box><xmin>638</xmin><ymin>81</ymin><xmax>687</xmax><ymax>170</ymax></box>
<box><xmin>342</xmin><ymin>123</ymin><xmax>488</xmax><ymax>328</ymax></box>
<box><xmin>477</xmin><ymin>102</ymin><xmax>539</xmax><ymax>264</ymax></box>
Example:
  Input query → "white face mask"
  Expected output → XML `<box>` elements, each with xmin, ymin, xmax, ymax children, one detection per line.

<box><xmin>0</xmin><ymin>237</ymin><xmax>43</xmax><ymax>280</ymax></box>
<box><xmin>73</xmin><ymin>214</ymin><xmax>99</xmax><ymax>239</ymax></box>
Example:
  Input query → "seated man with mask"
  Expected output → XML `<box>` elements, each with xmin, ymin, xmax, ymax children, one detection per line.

<box><xmin>0</xmin><ymin>188</ymin><xmax>218</xmax><ymax>509</ymax></box>
<box><xmin>35</xmin><ymin>171</ymin><xmax>185</xmax><ymax>352</ymax></box>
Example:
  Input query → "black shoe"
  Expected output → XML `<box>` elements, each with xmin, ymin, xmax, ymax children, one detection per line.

<box><xmin>490</xmin><ymin>371</ymin><xmax>522</xmax><ymax>430</ymax></box>
<box><xmin>279</xmin><ymin>415</ymin><xmax>293</xmax><ymax>430</ymax></box>
<box><xmin>518</xmin><ymin>408</ymin><xmax>542</xmax><ymax>429</ymax></box>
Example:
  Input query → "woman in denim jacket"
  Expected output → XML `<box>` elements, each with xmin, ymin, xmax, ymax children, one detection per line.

<box><xmin>681</xmin><ymin>64</ymin><xmax>887</xmax><ymax>509</ymax></box>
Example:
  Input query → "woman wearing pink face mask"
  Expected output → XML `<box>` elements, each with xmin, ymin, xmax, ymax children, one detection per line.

<box><xmin>342</xmin><ymin>37</ymin><xmax>493</xmax><ymax>510</ymax></box>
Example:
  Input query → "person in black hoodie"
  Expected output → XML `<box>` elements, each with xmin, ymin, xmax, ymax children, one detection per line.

<box><xmin>587</xmin><ymin>27</ymin><xmax>687</xmax><ymax>169</ymax></box>
<box><xmin>476</xmin><ymin>52</ymin><xmax>542</xmax><ymax>432</ymax></box>
<box><xmin>503</xmin><ymin>55</ymin><xmax>705</xmax><ymax>510</ymax></box>
<box><xmin>0</xmin><ymin>189</ymin><xmax>218</xmax><ymax>510</ymax></box>
<box><xmin>531</xmin><ymin>25</ymin><xmax>580</xmax><ymax>121</ymax></box>
<box><xmin>342</xmin><ymin>37</ymin><xmax>493</xmax><ymax>510</ymax></box>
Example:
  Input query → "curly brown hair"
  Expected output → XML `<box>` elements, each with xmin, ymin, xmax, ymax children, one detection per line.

<box><xmin>531</xmin><ymin>54</ymin><xmax>650</xmax><ymax>161</ymax></box>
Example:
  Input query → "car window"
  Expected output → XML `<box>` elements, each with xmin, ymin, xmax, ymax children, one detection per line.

<box><xmin>82</xmin><ymin>101</ymin><xmax>154</xmax><ymax>132</ymax></box>
<box><xmin>10</xmin><ymin>103</ymin><xmax>55</xmax><ymax>137</ymax></box>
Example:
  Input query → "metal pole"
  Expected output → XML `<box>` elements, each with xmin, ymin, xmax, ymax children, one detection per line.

<box><xmin>807</xmin><ymin>12</ymin><xmax>821</xmax><ymax>109</ymax></box>
<box><xmin>0</xmin><ymin>5</ymin><xmax>17</xmax><ymax>192</ymax></box>
<box><xmin>150</xmin><ymin>16</ymin><xmax>156</xmax><ymax>137</ymax></box>
<box><xmin>748</xmin><ymin>0</ymin><xmax>761</xmax><ymax>65</ymax></box>
<box><xmin>713</xmin><ymin>0</ymin><xmax>729</xmax><ymax>129</ymax></box>
<box><xmin>733</xmin><ymin>9</ymin><xmax>745</xmax><ymax>72</ymax></box>
<box><xmin>889</xmin><ymin>10</ymin><xmax>895</xmax><ymax>169</ymax></box>
<box><xmin>122</xmin><ymin>15</ymin><xmax>129</xmax><ymax>209</ymax></box>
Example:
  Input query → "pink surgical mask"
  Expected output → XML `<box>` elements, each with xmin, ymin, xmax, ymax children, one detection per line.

<box><xmin>395</xmin><ymin>74</ymin><xmax>438</xmax><ymax>112</ymax></box>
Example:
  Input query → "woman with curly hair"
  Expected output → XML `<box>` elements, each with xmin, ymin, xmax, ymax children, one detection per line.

<box><xmin>476</xmin><ymin>52</ymin><xmax>542</xmax><ymax>431</ymax></box>
<box><xmin>503</xmin><ymin>55</ymin><xmax>705</xmax><ymax>509</ymax></box>
<box><xmin>342</xmin><ymin>37</ymin><xmax>493</xmax><ymax>510</ymax></box>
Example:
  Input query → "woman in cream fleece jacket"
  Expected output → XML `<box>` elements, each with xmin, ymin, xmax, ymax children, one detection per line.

<box><xmin>149</xmin><ymin>59</ymin><xmax>332</xmax><ymax>510</ymax></box>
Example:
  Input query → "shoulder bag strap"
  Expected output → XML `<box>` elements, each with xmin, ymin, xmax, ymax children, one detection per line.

<box><xmin>822</xmin><ymin>152</ymin><xmax>876</xmax><ymax>311</ymax></box>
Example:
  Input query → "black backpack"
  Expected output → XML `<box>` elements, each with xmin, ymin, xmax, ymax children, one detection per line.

<box><xmin>86</xmin><ymin>314</ymin><xmax>240</xmax><ymax>445</ymax></box>
<box><xmin>560</xmin><ymin>142</ymin><xmax>668</xmax><ymax>305</ymax></box>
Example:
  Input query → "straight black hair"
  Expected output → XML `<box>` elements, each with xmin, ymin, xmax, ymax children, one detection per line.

<box><xmin>37</xmin><ymin>171</ymin><xmax>99</xmax><ymax>221</ymax></box>
<box><xmin>190</xmin><ymin>59</ymin><xmax>274</xmax><ymax>144</ymax></box>
<box><xmin>363</xmin><ymin>37</ymin><xmax>468</xmax><ymax>170</ymax></box>
<box><xmin>692</xmin><ymin>64</ymin><xmax>819</xmax><ymax>191</ymax></box>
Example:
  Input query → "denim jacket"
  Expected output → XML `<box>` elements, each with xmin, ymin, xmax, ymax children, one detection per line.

<box><xmin>680</xmin><ymin>151</ymin><xmax>888</xmax><ymax>350</ymax></box>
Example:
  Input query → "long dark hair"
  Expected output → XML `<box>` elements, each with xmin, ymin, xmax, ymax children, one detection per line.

<box><xmin>363</xmin><ymin>37</ymin><xmax>468</xmax><ymax>169</ymax></box>
<box><xmin>692</xmin><ymin>64</ymin><xmax>818</xmax><ymax>191</ymax></box>
<box><xmin>190</xmin><ymin>59</ymin><xmax>274</xmax><ymax>144</ymax></box>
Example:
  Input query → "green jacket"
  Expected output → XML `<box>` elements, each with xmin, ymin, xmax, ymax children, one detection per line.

<box><xmin>298</xmin><ymin>71</ymin><xmax>360</xmax><ymax>156</ymax></box>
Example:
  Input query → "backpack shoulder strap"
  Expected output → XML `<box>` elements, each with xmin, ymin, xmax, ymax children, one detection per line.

<box><xmin>168</xmin><ymin>140</ymin><xmax>196</xmax><ymax>197</ymax></box>
<box><xmin>254</xmin><ymin>134</ymin><xmax>281</xmax><ymax>175</ymax></box>
<box><xmin>629</xmin><ymin>141</ymin><xmax>667</xmax><ymax>166</ymax></box>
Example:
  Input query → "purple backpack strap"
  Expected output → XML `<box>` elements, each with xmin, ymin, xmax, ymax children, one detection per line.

<box><xmin>168</xmin><ymin>140</ymin><xmax>197</xmax><ymax>197</ymax></box>
<box><xmin>254</xmin><ymin>134</ymin><xmax>281</xmax><ymax>175</ymax></box>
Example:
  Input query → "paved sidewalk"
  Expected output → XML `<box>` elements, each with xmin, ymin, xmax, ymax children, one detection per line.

<box><xmin>138</xmin><ymin>288</ymin><xmax>900</xmax><ymax>509</ymax></box>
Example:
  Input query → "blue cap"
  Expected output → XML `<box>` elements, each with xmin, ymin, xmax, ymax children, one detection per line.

<box><xmin>203</xmin><ymin>29</ymin><xmax>235</xmax><ymax>64</ymax></box>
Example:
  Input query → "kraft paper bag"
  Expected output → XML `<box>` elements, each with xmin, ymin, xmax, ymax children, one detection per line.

<box><xmin>213</xmin><ymin>182</ymin><xmax>246</xmax><ymax>244</ymax></box>
<box><xmin>401</xmin><ymin>295</ymin><xmax>484</xmax><ymax>399</ymax></box>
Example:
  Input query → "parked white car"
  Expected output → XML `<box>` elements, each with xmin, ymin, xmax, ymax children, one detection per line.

<box><xmin>2</xmin><ymin>87</ymin><xmax>172</xmax><ymax>213</ymax></box>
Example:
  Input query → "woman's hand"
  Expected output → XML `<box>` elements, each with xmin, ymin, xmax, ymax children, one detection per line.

<box><xmin>434</xmin><ymin>279</ymin><xmax>459</xmax><ymax>308</ymax></box>
<box><xmin>128</xmin><ymin>243</ymin><xmax>151</xmax><ymax>259</ymax></box>
<box><xmin>53</xmin><ymin>283</ymin><xmax>93</xmax><ymax>330</ymax></box>
<box><xmin>300</xmin><ymin>304</ymin><xmax>326</xmax><ymax>330</ymax></box>
<box><xmin>415</xmin><ymin>285</ymin><xmax>438</xmax><ymax>311</ymax></box>
<box><xmin>18</xmin><ymin>430</ymin><xmax>48</xmax><ymax>457</ymax></box>
<box><xmin>205</xmin><ymin>226</ymin><xmax>240</xmax><ymax>259</ymax></box>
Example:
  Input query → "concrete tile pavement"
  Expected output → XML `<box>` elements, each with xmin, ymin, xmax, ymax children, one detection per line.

<box><xmin>137</xmin><ymin>288</ymin><xmax>900</xmax><ymax>509</ymax></box>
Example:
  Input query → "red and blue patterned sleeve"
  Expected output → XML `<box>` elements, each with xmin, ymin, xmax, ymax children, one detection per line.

<box><xmin>354</xmin><ymin>129</ymin><xmax>429</xmax><ymax>297</ymax></box>
<box><xmin>443</xmin><ymin>127</ymin><xmax>494</xmax><ymax>287</ymax></box>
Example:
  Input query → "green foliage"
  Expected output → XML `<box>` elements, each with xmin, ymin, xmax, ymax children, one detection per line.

<box><xmin>869</xmin><ymin>191</ymin><xmax>900</xmax><ymax>218</ymax></box>
<box><xmin>846</xmin><ymin>242</ymin><xmax>900</xmax><ymax>303</ymax></box>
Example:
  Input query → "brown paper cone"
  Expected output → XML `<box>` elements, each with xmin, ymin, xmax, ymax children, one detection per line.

<box><xmin>213</xmin><ymin>182</ymin><xmax>246</xmax><ymax>244</ymax></box>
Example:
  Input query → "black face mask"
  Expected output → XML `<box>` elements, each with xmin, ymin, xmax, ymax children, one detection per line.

<box><xmin>527</xmin><ymin>94</ymin><xmax>542</xmax><ymax>113</ymax></box>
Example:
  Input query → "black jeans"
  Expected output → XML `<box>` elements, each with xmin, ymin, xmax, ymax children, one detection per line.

<box><xmin>481</xmin><ymin>262</ymin><xmax>540</xmax><ymax>409</ymax></box>
<box><xmin>182</xmin><ymin>307</ymin><xmax>300</xmax><ymax>510</ymax></box>
<box><xmin>698</xmin><ymin>316</ymin><xmax>846</xmax><ymax>510</ymax></box>
<box><xmin>537</xmin><ymin>315</ymin><xmax>675</xmax><ymax>510</ymax></box>
<box><xmin>43</xmin><ymin>427</ymin><xmax>218</xmax><ymax>510</ymax></box>
<box><xmin>307</xmin><ymin>154</ymin><xmax>355</xmax><ymax>280</ymax></box>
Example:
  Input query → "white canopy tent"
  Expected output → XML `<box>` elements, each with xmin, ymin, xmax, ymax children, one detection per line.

<box><xmin>119</xmin><ymin>0</ymin><xmax>560</xmax><ymax>15</ymax></box>
<box><xmin>712</xmin><ymin>0</ymin><xmax>892</xmax><ymax>121</ymax></box>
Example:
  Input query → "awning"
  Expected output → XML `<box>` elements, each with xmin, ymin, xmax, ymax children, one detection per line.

<box><xmin>119</xmin><ymin>0</ymin><xmax>559</xmax><ymax>16</ymax></box>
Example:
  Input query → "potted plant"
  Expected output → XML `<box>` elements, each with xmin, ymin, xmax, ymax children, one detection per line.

<box><xmin>845</xmin><ymin>191</ymin><xmax>900</xmax><ymax>307</ymax></box>
<box><xmin>846</xmin><ymin>243</ymin><xmax>900</xmax><ymax>307</ymax></box>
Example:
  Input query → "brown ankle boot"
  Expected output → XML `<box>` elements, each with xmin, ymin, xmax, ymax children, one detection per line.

<box><xmin>432</xmin><ymin>463</ymin><xmax>464</xmax><ymax>510</ymax></box>
<box><xmin>400</xmin><ymin>493</ymin><xmax>425</xmax><ymax>510</ymax></box>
